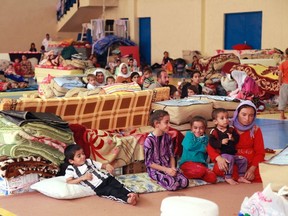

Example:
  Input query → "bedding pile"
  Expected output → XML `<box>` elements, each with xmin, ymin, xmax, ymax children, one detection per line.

<box><xmin>230</xmin><ymin>64</ymin><xmax>279</xmax><ymax>98</ymax></box>
<box><xmin>0</xmin><ymin>111</ymin><xmax>75</xmax><ymax>190</ymax></box>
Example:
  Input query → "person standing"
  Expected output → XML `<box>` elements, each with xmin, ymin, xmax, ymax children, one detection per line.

<box><xmin>278</xmin><ymin>48</ymin><xmax>288</xmax><ymax>120</ymax></box>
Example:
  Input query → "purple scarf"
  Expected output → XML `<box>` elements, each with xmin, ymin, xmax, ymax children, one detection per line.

<box><xmin>231</xmin><ymin>100</ymin><xmax>257</xmax><ymax>137</ymax></box>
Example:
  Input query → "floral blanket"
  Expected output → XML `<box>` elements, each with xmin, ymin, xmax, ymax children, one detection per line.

<box><xmin>116</xmin><ymin>172</ymin><xmax>224</xmax><ymax>194</ymax></box>
<box><xmin>80</xmin><ymin>126</ymin><xmax>185</xmax><ymax>168</ymax></box>
<box><xmin>231</xmin><ymin>64</ymin><xmax>279</xmax><ymax>97</ymax></box>
<box><xmin>84</xmin><ymin>129</ymin><xmax>146</xmax><ymax>168</ymax></box>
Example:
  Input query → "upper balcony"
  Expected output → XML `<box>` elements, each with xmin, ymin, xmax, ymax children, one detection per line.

<box><xmin>57</xmin><ymin>0</ymin><xmax>119</xmax><ymax>32</ymax></box>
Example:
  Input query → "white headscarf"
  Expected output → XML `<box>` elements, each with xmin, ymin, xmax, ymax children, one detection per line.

<box><xmin>117</xmin><ymin>63</ymin><xmax>131</xmax><ymax>78</ymax></box>
<box><xmin>93</xmin><ymin>68</ymin><xmax>106</xmax><ymax>86</ymax></box>
<box><xmin>231</xmin><ymin>70</ymin><xmax>247</xmax><ymax>90</ymax></box>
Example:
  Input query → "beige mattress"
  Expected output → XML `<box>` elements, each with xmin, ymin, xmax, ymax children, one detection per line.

<box><xmin>151</xmin><ymin>99</ymin><xmax>214</xmax><ymax>125</ymax></box>
<box><xmin>35</xmin><ymin>67</ymin><xmax>84</xmax><ymax>83</ymax></box>
<box><xmin>0</xmin><ymin>90</ymin><xmax>38</xmax><ymax>99</ymax></box>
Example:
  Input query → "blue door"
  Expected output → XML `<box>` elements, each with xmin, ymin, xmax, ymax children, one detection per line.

<box><xmin>224</xmin><ymin>12</ymin><xmax>262</xmax><ymax>49</ymax></box>
<box><xmin>139</xmin><ymin>17</ymin><xmax>151</xmax><ymax>65</ymax></box>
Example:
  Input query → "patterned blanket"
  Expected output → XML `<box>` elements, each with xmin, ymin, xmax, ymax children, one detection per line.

<box><xmin>231</xmin><ymin>64</ymin><xmax>279</xmax><ymax>97</ymax></box>
<box><xmin>200</xmin><ymin>53</ymin><xmax>240</xmax><ymax>80</ymax></box>
<box><xmin>75</xmin><ymin>126</ymin><xmax>184</xmax><ymax>168</ymax></box>
<box><xmin>0</xmin><ymin>140</ymin><xmax>64</xmax><ymax>165</ymax></box>
<box><xmin>21</xmin><ymin>122</ymin><xmax>74</xmax><ymax>145</ymax></box>
<box><xmin>116</xmin><ymin>172</ymin><xmax>224</xmax><ymax>194</ymax></box>
<box><xmin>85</xmin><ymin>129</ymin><xmax>145</xmax><ymax>168</ymax></box>
<box><xmin>0</xmin><ymin>155</ymin><xmax>59</xmax><ymax>178</ymax></box>
<box><xmin>0</xmin><ymin>114</ymin><xmax>73</xmax><ymax>165</ymax></box>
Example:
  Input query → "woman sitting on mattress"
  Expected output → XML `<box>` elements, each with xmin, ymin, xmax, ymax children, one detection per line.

<box><xmin>207</xmin><ymin>100</ymin><xmax>265</xmax><ymax>182</ymax></box>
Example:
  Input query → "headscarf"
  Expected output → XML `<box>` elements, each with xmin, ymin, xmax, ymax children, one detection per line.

<box><xmin>93</xmin><ymin>68</ymin><xmax>106</xmax><ymax>86</ymax></box>
<box><xmin>231</xmin><ymin>70</ymin><xmax>247</xmax><ymax>90</ymax></box>
<box><xmin>231</xmin><ymin>100</ymin><xmax>257</xmax><ymax>137</ymax></box>
<box><xmin>117</xmin><ymin>63</ymin><xmax>131</xmax><ymax>78</ymax></box>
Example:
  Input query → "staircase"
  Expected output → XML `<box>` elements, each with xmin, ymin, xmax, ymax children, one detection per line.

<box><xmin>57</xmin><ymin>0</ymin><xmax>119</xmax><ymax>32</ymax></box>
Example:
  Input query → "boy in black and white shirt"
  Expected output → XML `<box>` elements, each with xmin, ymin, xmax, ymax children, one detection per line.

<box><xmin>64</xmin><ymin>144</ymin><xmax>138</xmax><ymax>205</ymax></box>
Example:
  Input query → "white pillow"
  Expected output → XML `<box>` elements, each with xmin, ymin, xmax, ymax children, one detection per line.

<box><xmin>30</xmin><ymin>176</ymin><xmax>95</xmax><ymax>199</ymax></box>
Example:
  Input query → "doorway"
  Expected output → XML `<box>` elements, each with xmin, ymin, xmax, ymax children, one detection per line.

<box><xmin>139</xmin><ymin>17</ymin><xmax>151</xmax><ymax>65</ymax></box>
<box><xmin>224</xmin><ymin>11</ymin><xmax>262</xmax><ymax>50</ymax></box>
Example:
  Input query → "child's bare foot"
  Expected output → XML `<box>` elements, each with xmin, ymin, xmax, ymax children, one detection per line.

<box><xmin>238</xmin><ymin>177</ymin><xmax>251</xmax><ymax>184</ymax></box>
<box><xmin>281</xmin><ymin>116</ymin><xmax>287</xmax><ymax>120</ymax></box>
<box><xmin>127</xmin><ymin>193</ymin><xmax>138</xmax><ymax>205</ymax></box>
<box><xmin>225</xmin><ymin>178</ymin><xmax>238</xmax><ymax>185</ymax></box>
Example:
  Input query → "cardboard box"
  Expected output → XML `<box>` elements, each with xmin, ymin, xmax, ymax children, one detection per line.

<box><xmin>123</xmin><ymin>161</ymin><xmax>146</xmax><ymax>174</ymax></box>
<box><xmin>259</xmin><ymin>147</ymin><xmax>288</xmax><ymax>191</ymax></box>
<box><xmin>0</xmin><ymin>173</ymin><xmax>39</xmax><ymax>196</ymax></box>
<box><xmin>259</xmin><ymin>163</ymin><xmax>288</xmax><ymax>192</ymax></box>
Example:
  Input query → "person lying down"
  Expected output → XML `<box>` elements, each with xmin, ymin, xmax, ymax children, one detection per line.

<box><xmin>64</xmin><ymin>144</ymin><xmax>139</xmax><ymax>205</ymax></box>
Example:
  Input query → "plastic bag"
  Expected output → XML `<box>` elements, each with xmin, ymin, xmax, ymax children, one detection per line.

<box><xmin>239</xmin><ymin>184</ymin><xmax>288</xmax><ymax>216</ymax></box>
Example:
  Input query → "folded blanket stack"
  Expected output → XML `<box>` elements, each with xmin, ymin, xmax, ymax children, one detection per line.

<box><xmin>0</xmin><ymin>111</ymin><xmax>75</xmax><ymax>179</ymax></box>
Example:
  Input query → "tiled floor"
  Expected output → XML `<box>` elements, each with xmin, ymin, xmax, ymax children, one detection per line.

<box><xmin>255</xmin><ymin>117</ymin><xmax>288</xmax><ymax>149</ymax></box>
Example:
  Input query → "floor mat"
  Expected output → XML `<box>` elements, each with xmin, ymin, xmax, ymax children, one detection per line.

<box><xmin>0</xmin><ymin>207</ymin><xmax>16</xmax><ymax>216</ymax></box>
<box><xmin>116</xmin><ymin>172</ymin><xmax>224</xmax><ymax>194</ymax></box>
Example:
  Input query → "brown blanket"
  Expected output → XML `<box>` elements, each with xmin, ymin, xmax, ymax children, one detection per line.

<box><xmin>0</xmin><ymin>155</ymin><xmax>59</xmax><ymax>178</ymax></box>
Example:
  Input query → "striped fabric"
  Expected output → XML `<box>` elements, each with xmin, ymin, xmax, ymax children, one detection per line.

<box><xmin>101</xmin><ymin>83</ymin><xmax>141</xmax><ymax>94</ymax></box>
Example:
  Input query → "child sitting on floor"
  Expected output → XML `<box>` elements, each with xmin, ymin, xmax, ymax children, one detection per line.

<box><xmin>64</xmin><ymin>144</ymin><xmax>139</xmax><ymax>205</ymax></box>
<box><xmin>209</xmin><ymin>108</ymin><xmax>251</xmax><ymax>185</ymax></box>
<box><xmin>13</xmin><ymin>58</ymin><xmax>22</xmax><ymax>76</ymax></box>
<box><xmin>144</xmin><ymin>110</ymin><xmax>189</xmax><ymax>191</ymax></box>
<box><xmin>4</xmin><ymin>64</ymin><xmax>17</xmax><ymax>75</ymax></box>
<box><xmin>179</xmin><ymin>116</ymin><xmax>217</xmax><ymax>183</ymax></box>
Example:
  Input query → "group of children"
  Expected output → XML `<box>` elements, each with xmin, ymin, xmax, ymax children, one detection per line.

<box><xmin>0</xmin><ymin>55</ymin><xmax>32</xmax><ymax>91</ymax></box>
<box><xmin>63</xmin><ymin>107</ymin><xmax>251</xmax><ymax>206</ymax></box>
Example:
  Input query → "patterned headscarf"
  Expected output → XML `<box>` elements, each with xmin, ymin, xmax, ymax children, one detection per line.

<box><xmin>231</xmin><ymin>100</ymin><xmax>257</xmax><ymax>137</ymax></box>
